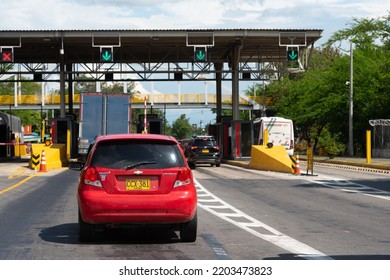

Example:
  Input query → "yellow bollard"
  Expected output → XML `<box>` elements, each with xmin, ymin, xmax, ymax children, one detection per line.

<box><xmin>307</xmin><ymin>147</ymin><xmax>314</xmax><ymax>175</ymax></box>
<box><xmin>263</xmin><ymin>129</ymin><xmax>268</xmax><ymax>146</ymax></box>
<box><xmin>67</xmin><ymin>129</ymin><xmax>71</xmax><ymax>161</ymax></box>
<box><xmin>366</xmin><ymin>130</ymin><xmax>371</xmax><ymax>164</ymax></box>
<box><xmin>14</xmin><ymin>136</ymin><xmax>20</xmax><ymax>157</ymax></box>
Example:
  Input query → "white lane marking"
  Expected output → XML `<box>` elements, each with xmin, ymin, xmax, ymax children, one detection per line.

<box><xmin>195</xmin><ymin>178</ymin><xmax>332</xmax><ymax>260</ymax></box>
<box><xmin>309</xmin><ymin>178</ymin><xmax>390</xmax><ymax>201</ymax></box>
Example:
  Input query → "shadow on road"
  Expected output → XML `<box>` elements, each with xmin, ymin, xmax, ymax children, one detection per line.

<box><xmin>39</xmin><ymin>223</ymin><xmax>181</xmax><ymax>245</ymax></box>
<box><xmin>39</xmin><ymin>223</ymin><xmax>79</xmax><ymax>244</ymax></box>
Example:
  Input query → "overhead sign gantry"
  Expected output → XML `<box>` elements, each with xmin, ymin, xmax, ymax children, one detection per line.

<box><xmin>0</xmin><ymin>28</ymin><xmax>323</xmax><ymax>159</ymax></box>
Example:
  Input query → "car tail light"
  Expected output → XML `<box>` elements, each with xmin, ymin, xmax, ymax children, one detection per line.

<box><xmin>213</xmin><ymin>146</ymin><xmax>220</xmax><ymax>151</ymax></box>
<box><xmin>83</xmin><ymin>167</ymin><xmax>102</xmax><ymax>188</ymax></box>
<box><xmin>173</xmin><ymin>167</ymin><xmax>192</xmax><ymax>188</ymax></box>
<box><xmin>290</xmin><ymin>140</ymin><xmax>294</xmax><ymax>150</ymax></box>
<box><xmin>190</xmin><ymin>146</ymin><xmax>197</xmax><ymax>151</ymax></box>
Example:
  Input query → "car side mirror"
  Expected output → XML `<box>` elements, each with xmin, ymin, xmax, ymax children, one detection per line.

<box><xmin>68</xmin><ymin>161</ymin><xmax>84</xmax><ymax>171</ymax></box>
<box><xmin>188</xmin><ymin>162</ymin><xmax>196</xmax><ymax>170</ymax></box>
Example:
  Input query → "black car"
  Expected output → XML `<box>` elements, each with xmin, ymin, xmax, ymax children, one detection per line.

<box><xmin>185</xmin><ymin>136</ymin><xmax>221</xmax><ymax>168</ymax></box>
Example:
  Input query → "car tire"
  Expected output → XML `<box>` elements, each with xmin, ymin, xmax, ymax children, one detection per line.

<box><xmin>180</xmin><ymin>211</ymin><xmax>197</xmax><ymax>242</ymax></box>
<box><xmin>216</xmin><ymin>163</ymin><xmax>220</xmax><ymax>167</ymax></box>
<box><xmin>189</xmin><ymin>162</ymin><xmax>196</xmax><ymax>170</ymax></box>
<box><xmin>78</xmin><ymin>210</ymin><xmax>94</xmax><ymax>243</ymax></box>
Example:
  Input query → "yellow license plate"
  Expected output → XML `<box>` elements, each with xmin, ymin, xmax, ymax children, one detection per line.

<box><xmin>201</xmin><ymin>149</ymin><xmax>209</xmax><ymax>153</ymax></box>
<box><xmin>126</xmin><ymin>179</ymin><xmax>150</xmax><ymax>190</ymax></box>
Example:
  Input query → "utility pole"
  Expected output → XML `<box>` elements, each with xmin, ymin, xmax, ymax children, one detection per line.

<box><xmin>348</xmin><ymin>42</ymin><xmax>354</xmax><ymax>156</ymax></box>
<box><xmin>200</xmin><ymin>110</ymin><xmax>203</xmax><ymax>133</ymax></box>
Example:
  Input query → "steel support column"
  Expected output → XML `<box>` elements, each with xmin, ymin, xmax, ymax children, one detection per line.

<box><xmin>232</xmin><ymin>43</ymin><xmax>242</xmax><ymax>120</ymax></box>
<box><xmin>67</xmin><ymin>63</ymin><xmax>73</xmax><ymax>115</ymax></box>
<box><xmin>59</xmin><ymin>59</ymin><xmax>66</xmax><ymax>118</ymax></box>
<box><xmin>214</xmin><ymin>62</ymin><xmax>223</xmax><ymax>123</ymax></box>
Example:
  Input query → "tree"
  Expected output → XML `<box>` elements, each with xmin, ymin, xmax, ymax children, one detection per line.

<box><xmin>170</xmin><ymin>114</ymin><xmax>193</xmax><ymax>139</ymax></box>
<box><xmin>1</xmin><ymin>77</ymin><xmax>47</xmax><ymax>132</ymax></box>
<box><xmin>325</xmin><ymin>12</ymin><xmax>390</xmax><ymax>154</ymax></box>
<box><xmin>245</xmin><ymin>82</ymin><xmax>277</xmax><ymax>118</ymax></box>
<box><xmin>261</xmin><ymin>13</ymin><xmax>390</xmax><ymax>155</ymax></box>
<box><xmin>326</xmin><ymin>13</ymin><xmax>390</xmax><ymax>48</ymax></box>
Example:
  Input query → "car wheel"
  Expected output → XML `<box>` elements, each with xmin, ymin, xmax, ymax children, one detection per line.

<box><xmin>180</xmin><ymin>211</ymin><xmax>197</xmax><ymax>242</ymax></box>
<box><xmin>216</xmin><ymin>163</ymin><xmax>220</xmax><ymax>167</ymax></box>
<box><xmin>189</xmin><ymin>162</ymin><xmax>196</xmax><ymax>170</ymax></box>
<box><xmin>210</xmin><ymin>163</ymin><xmax>214</xmax><ymax>167</ymax></box>
<box><xmin>78</xmin><ymin>210</ymin><xmax>94</xmax><ymax>242</ymax></box>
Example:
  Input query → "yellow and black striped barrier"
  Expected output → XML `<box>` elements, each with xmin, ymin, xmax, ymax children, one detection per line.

<box><xmin>30</xmin><ymin>152</ymin><xmax>40</xmax><ymax>170</ymax></box>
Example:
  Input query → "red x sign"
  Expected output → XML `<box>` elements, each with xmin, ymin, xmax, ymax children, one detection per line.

<box><xmin>1</xmin><ymin>51</ymin><xmax>13</xmax><ymax>62</ymax></box>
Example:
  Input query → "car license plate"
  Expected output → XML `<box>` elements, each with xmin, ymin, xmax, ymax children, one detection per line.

<box><xmin>126</xmin><ymin>179</ymin><xmax>150</xmax><ymax>190</ymax></box>
<box><xmin>201</xmin><ymin>149</ymin><xmax>209</xmax><ymax>153</ymax></box>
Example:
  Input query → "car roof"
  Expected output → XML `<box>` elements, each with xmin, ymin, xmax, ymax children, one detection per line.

<box><xmin>95</xmin><ymin>133</ymin><xmax>178</xmax><ymax>144</ymax></box>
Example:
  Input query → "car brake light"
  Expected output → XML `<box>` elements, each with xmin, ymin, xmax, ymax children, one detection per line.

<box><xmin>174</xmin><ymin>168</ymin><xmax>192</xmax><ymax>188</ymax></box>
<box><xmin>290</xmin><ymin>140</ymin><xmax>294</xmax><ymax>150</ymax></box>
<box><xmin>213</xmin><ymin>146</ymin><xmax>220</xmax><ymax>151</ymax></box>
<box><xmin>83</xmin><ymin>167</ymin><xmax>102</xmax><ymax>188</ymax></box>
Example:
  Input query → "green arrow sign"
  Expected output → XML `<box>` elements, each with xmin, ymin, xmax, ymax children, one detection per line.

<box><xmin>287</xmin><ymin>50</ymin><xmax>298</xmax><ymax>61</ymax></box>
<box><xmin>195</xmin><ymin>49</ymin><xmax>206</xmax><ymax>61</ymax></box>
<box><xmin>102</xmin><ymin>51</ymin><xmax>111</xmax><ymax>61</ymax></box>
<box><xmin>101</xmin><ymin>47</ymin><xmax>113</xmax><ymax>62</ymax></box>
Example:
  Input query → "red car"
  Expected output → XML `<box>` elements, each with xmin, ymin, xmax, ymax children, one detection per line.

<box><xmin>77</xmin><ymin>134</ymin><xmax>197</xmax><ymax>242</ymax></box>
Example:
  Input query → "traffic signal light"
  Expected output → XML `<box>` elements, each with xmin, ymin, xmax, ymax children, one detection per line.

<box><xmin>287</xmin><ymin>48</ymin><xmax>299</xmax><ymax>61</ymax></box>
<box><xmin>1</xmin><ymin>49</ymin><xmax>13</xmax><ymax>63</ymax></box>
<box><xmin>194</xmin><ymin>47</ymin><xmax>207</xmax><ymax>62</ymax></box>
<box><xmin>100</xmin><ymin>47</ymin><xmax>113</xmax><ymax>63</ymax></box>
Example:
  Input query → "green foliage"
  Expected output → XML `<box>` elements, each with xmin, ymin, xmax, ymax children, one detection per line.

<box><xmin>326</xmin><ymin>14</ymin><xmax>390</xmax><ymax>47</ymax></box>
<box><xmin>263</xmin><ymin>12</ymin><xmax>390</xmax><ymax>155</ymax></box>
<box><xmin>0</xmin><ymin>77</ymin><xmax>41</xmax><ymax>95</ymax></box>
<box><xmin>4</xmin><ymin>110</ymin><xmax>42</xmax><ymax>133</ymax></box>
<box><xmin>317</xmin><ymin>127</ymin><xmax>346</xmax><ymax>157</ymax></box>
<box><xmin>0</xmin><ymin>77</ymin><xmax>50</xmax><ymax>133</ymax></box>
<box><xmin>170</xmin><ymin>114</ymin><xmax>193</xmax><ymax>140</ymax></box>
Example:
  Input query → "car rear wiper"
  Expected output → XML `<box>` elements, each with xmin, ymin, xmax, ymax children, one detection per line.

<box><xmin>125</xmin><ymin>161</ymin><xmax>157</xmax><ymax>170</ymax></box>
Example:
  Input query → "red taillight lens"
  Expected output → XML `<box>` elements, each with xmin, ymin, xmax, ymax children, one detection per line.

<box><xmin>83</xmin><ymin>167</ymin><xmax>102</xmax><ymax>188</ymax></box>
<box><xmin>174</xmin><ymin>168</ymin><xmax>192</xmax><ymax>188</ymax></box>
<box><xmin>190</xmin><ymin>146</ymin><xmax>197</xmax><ymax>151</ymax></box>
<box><xmin>213</xmin><ymin>146</ymin><xmax>220</xmax><ymax>151</ymax></box>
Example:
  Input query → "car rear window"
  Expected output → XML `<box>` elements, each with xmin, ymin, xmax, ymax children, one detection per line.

<box><xmin>193</xmin><ymin>139</ymin><xmax>216</xmax><ymax>146</ymax></box>
<box><xmin>90</xmin><ymin>140</ymin><xmax>185</xmax><ymax>169</ymax></box>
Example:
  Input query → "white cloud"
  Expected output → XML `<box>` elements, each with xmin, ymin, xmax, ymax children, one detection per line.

<box><xmin>1</xmin><ymin>0</ymin><xmax>388</xmax><ymax>31</ymax></box>
<box><xmin>133</xmin><ymin>81</ymin><xmax>149</xmax><ymax>93</ymax></box>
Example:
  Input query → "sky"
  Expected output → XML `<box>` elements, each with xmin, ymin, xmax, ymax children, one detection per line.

<box><xmin>1</xmin><ymin>0</ymin><xmax>389</xmax><ymax>126</ymax></box>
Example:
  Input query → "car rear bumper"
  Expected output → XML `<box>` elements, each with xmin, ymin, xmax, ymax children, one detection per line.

<box><xmin>78</xmin><ymin>185</ymin><xmax>197</xmax><ymax>225</ymax></box>
<box><xmin>187</xmin><ymin>155</ymin><xmax>221</xmax><ymax>164</ymax></box>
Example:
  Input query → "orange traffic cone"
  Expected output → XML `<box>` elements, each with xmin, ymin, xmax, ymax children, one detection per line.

<box><xmin>294</xmin><ymin>154</ymin><xmax>301</xmax><ymax>175</ymax></box>
<box><xmin>39</xmin><ymin>150</ymin><xmax>47</xmax><ymax>172</ymax></box>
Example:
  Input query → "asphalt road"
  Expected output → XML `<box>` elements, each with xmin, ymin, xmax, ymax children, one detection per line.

<box><xmin>0</xmin><ymin>161</ymin><xmax>389</xmax><ymax>260</ymax></box>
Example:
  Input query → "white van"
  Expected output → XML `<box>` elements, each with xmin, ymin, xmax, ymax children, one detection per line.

<box><xmin>254</xmin><ymin>117</ymin><xmax>295</xmax><ymax>156</ymax></box>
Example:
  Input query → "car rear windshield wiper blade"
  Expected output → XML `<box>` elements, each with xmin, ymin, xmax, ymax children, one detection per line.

<box><xmin>125</xmin><ymin>161</ymin><xmax>157</xmax><ymax>170</ymax></box>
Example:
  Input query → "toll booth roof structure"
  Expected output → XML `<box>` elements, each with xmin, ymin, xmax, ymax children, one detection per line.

<box><xmin>0</xmin><ymin>28</ymin><xmax>323</xmax><ymax>161</ymax></box>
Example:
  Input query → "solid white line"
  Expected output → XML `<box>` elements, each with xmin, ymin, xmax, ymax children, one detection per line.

<box><xmin>195</xmin><ymin>178</ymin><xmax>332</xmax><ymax>260</ymax></box>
